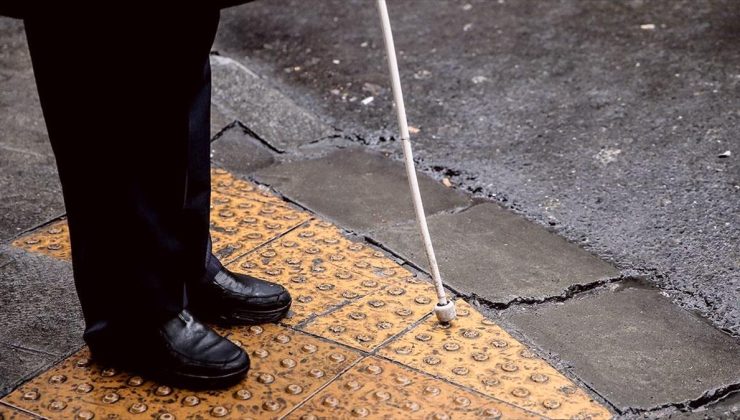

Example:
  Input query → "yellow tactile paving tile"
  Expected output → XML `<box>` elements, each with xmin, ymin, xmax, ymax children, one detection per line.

<box><xmin>377</xmin><ymin>300</ymin><xmax>611</xmax><ymax>419</ymax></box>
<box><xmin>288</xmin><ymin>356</ymin><xmax>544</xmax><ymax>420</ymax></box>
<box><xmin>11</xmin><ymin>219</ymin><xmax>70</xmax><ymax>261</ymax></box>
<box><xmin>225</xmin><ymin>235</ymin><xmax>386</xmax><ymax>327</ymax></box>
<box><xmin>211</xmin><ymin>168</ymin><xmax>279</xmax><ymax>204</ymax></box>
<box><xmin>0</xmin><ymin>404</ymin><xmax>37</xmax><ymax>419</ymax></box>
<box><xmin>300</xmin><ymin>276</ymin><xmax>437</xmax><ymax>352</ymax></box>
<box><xmin>2</xmin><ymin>325</ymin><xmax>361</xmax><ymax>420</ymax></box>
<box><xmin>209</xmin><ymin>191</ymin><xmax>310</xmax><ymax>263</ymax></box>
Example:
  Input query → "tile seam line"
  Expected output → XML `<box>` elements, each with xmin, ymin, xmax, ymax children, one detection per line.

<box><xmin>7</xmin><ymin>213</ymin><xmax>67</xmax><ymax>243</ymax></box>
<box><xmin>370</xmin><ymin>351</ymin><xmax>555</xmax><ymax>420</ymax></box>
<box><xmin>277</xmin><ymin>354</ymin><xmax>369</xmax><ymax>420</ymax></box>
<box><xmin>0</xmin><ymin>400</ymin><xmax>47</xmax><ymax>419</ymax></box>
<box><xmin>0</xmin><ymin>341</ymin><xmax>61</xmax><ymax>358</ymax></box>
<box><xmin>220</xmin><ymin>217</ymin><xmax>314</xmax><ymax>266</ymax></box>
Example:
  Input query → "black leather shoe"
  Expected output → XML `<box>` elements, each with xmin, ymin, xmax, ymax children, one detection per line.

<box><xmin>86</xmin><ymin>310</ymin><xmax>249</xmax><ymax>388</ymax></box>
<box><xmin>187</xmin><ymin>253</ymin><xmax>292</xmax><ymax>325</ymax></box>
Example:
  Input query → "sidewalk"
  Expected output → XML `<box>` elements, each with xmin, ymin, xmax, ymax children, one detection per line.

<box><xmin>1</xmin><ymin>17</ymin><xmax>739</xmax><ymax>419</ymax></box>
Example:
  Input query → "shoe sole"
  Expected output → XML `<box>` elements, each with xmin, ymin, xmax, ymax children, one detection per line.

<box><xmin>192</xmin><ymin>300</ymin><xmax>292</xmax><ymax>326</ymax></box>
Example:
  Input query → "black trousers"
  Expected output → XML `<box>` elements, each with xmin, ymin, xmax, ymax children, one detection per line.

<box><xmin>24</xmin><ymin>8</ymin><xmax>221</xmax><ymax>339</ymax></box>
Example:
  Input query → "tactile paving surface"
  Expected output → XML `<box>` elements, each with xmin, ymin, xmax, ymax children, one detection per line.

<box><xmin>3</xmin><ymin>325</ymin><xmax>360</xmax><ymax>420</ymax></box>
<box><xmin>12</xmin><ymin>219</ymin><xmax>70</xmax><ymax>261</ymax></box>
<box><xmin>288</xmin><ymin>357</ymin><xmax>543</xmax><ymax>419</ymax></box>
<box><xmin>5</xmin><ymin>168</ymin><xmax>612</xmax><ymax>419</ymax></box>
<box><xmin>377</xmin><ymin>301</ymin><xmax>611</xmax><ymax>419</ymax></box>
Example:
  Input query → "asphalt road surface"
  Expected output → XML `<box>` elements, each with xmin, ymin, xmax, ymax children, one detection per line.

<box><xmin>214</xmin><ymin>0</ymin><xmax>739</xmax><ymax>335</ymax></box>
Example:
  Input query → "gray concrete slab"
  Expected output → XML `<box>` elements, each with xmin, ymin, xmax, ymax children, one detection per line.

<box><xmin>254</xmin><ymin>148</ymin><xmax>471</xmax><ymax>232</ymax></box>
<box><xmin>210</xmin><ymin>125</ymin><xmax>276</xmax><ymax>176</ymax></box>
<box><xmin>0</xmin><ymin>344</ymin><xmax>57</xmax><ymax>398</ymax></box>
<box><xmin>0</xmin><ymin>246</ymin><xmax>83</xmax><ymax>357</ymax></box>
<box><xmin>371</xmin><ymin>202</ymin><xmax>619</xmax><ymax>303</ymax></box>
<box><xmin>0</xmin><ymin>149</ymin><xmax>64</xmax><ymax>243</ymax></box>
<box><xmin>210</xmin><ymin>55</ymin><xmax>335</xmax><ymax>151</ymax></box>
<box><xmin>215</xmin><ymin>0</ymin><xmax>740</xmax><ymax>336</ymax></box>
<box><xmin>499</xmin><ymin>281</ymin><xmax>740</xmax><ymax>412</ymax></box>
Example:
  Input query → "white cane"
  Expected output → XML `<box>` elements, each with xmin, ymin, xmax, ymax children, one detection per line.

<box><xmin>376</xmin><ymin>0</ymin><xmax>456</xmax><ymax>323</ymax></box>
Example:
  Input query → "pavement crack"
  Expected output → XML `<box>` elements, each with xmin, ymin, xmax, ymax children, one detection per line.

<box><xmin>620</xmin><ymin>382</ymin><xmax>740</xmax><ymax>416</ymax></box>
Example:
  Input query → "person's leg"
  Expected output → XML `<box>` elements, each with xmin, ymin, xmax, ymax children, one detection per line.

<box><xmin>23</xmin><ymin>7</ymin><xmax>249</xmax><ymax>386</ymax></box>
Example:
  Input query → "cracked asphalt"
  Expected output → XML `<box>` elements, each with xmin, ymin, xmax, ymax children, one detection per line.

<box><xmin>214</xmin><ymin>0</ymin><xmax>740</xmax><ymax>336</ymax></box>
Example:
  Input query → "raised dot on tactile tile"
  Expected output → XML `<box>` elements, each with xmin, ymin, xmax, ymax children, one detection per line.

<box><xmin>211</xmin><ymin>406</ymin><xmax>229</xmax><ymax>417</ymax></box>
<box><xmin>291</xmin><ymin>275</ymin><xmax>307</xmax><ymax>284</ymax></box>
<box><xmin>395</xmin><ymin>308</ymin><xmax>413</xmax><ymax>317</ymax></box>
<box><xmin>158</xmin><ymin>414</ymin><xmax>174</xmax><ymax>420</ymax></box>
<box><xmin>317</xmin><ymin>283</ymin><xmax>334</xmax><ymax>291</ymax></box>
<box><xmin>511</xmin><ymin>387</ymin><xmax>530</xmax><ymax>398</ymax></box>
<box><xmin>76</xmin><ymin>410</ymin><xmax>95</xmax><ymax>420</ymax></box>
<box><xmin>234</xmin><ymin>389</ymin><xmax>252</xmax><ymax>400</ymax></box>
<box><xmin>253</xmin><ymin>349</ymin><xmax>269</xmax><ymax>358</ymax></box>
<box><xmin>348</xmin><ymin>243</ymin><xmax>363</xmax><ymax>251</ymax></box>
<box><xmin>282</xmin><ymin>240</ymin><xmax>298</xmax><ymax>248</ymax></box>
<box><xmin>265</xmin><ymin>223</ymin><xmax>282</xmax><ymax>230</ymax></box>
<box><xmin>241</xmin><ymin>217</ymin><xmax>257</xmax><ymax>224</ymax></box>
<box><xmin>395</xmin><ymin>375</ymin><xmax>412</xmax><ymax>385</ymax></box>
<box><xmin>49</xmin><ymin>374</ymin><xmax>67</xmax><ymax>384</ymax></box>
<box><xmin>471</xmin><ymin>352</ymin><xmax>489</xmax><ymax>362</ymax></box>
<box><xmin>501</xmin><ymin>362</ymin><xmax>518</xmax><ymax>372</ymax></box>
<box><xmin>454</xmin><ymin>396</ymin><xmax>471</xmax><ymax>407</ymax></box>
<box><xmin>309</xmin><ymin>368</ymin><xmax>325</xmax><ymax>378</ymax></box>
<box><xmin>47</xmin><ymin>243</ymin><xmax>62</xmax><ymax>250</ymax></box>
<box><xmin>300</xmin><ymin>415</ymin><xmax>318</xmax><ymax>420</ymax></box>
<box><xmin>430</xmin><ymin>413</ymin><xmax>450</xmax><ymax>420</ymax></box>
<box><xmin>76</xmin><ymin>383</ymin><xmax>93</xmax><ymax>393</ymax></box>
<box><xmin>218</xmin><ymin>210</ymin><xmax>234</xmax><ymax>218</ymax></box>
<box><xmin>349</xmin><ymin>312</ymin><xmax>366</xmax><ymax>320</ymax></box>
<box><xmin>368</xmin><ymin>300</ymin><xmax>385</xmax><ymax>308</ymax></box>
<box><xmin>25</xmin><ymin>238</ymin><xmax>40</xmax><ymax>245</ymax></box>
<box><xmin>249</xmin><ymin>325</ymin><xmax>263</xmax><ymax>334</ymax></box>
<box><xmin>374</xmin><ymin>390</ymin><xmax>391</xmax><ymax>401</ymax></box>
<box><xmin>343</xmin><ymin>290</ymin><xmax>360</xmax><ymax>299</ymax></box>
<box><xmin>443</xmin><ymin>342</ymin><xmax>460</xmax><ymax>351</ymax></box>
<box><xmin>452</xmin><ymin>367</ymin><xmax>469</xmax><ymax>375</ymax></box>
<box><xmin>377</xmin><ymin>321</ymin><xmax>393</xmax><ymax>329</ymax></box>
<box><xmin>155</xmin><ymin>385</ymin><xmax>172</xmax><ymax>396</ymax></box>
<box><xmin>344</xmin><ymin>380</ymin><xmax>361</xmax><ymax>391</ymax></box>
<box><xmin>424</xmin><ymin>356</ymin><xmax>441</xmax><ymax>365</ymax></box>
<box><xmin>354</xmin><ymin>261</ymin><xmax>370</xmax><ymax>269</ymax></box>
<box><xmin>101</xmin><ymin>368</ymin><xmax>117</xmax><ymax>377</ymax></box>
<box><xmin>520</xmin><ymin>349</ymin><xmax>536</xmax><ymax>358</ymax></box>
<box><xmin>351</xmin><ymin>407</ymin><xmax>370</xmax><ymax>417</ymax></box>
<box><xmin>322</xmin><ymin>238</ymin><xmax>339</xmax><ymax>245</ymax></box>
<box><xmin>460</xmin><ymin>329</ymin><xmax>480</xmax><ymax>339</ymax></box>
<box><xmin>286</xmin><ymin>258</ymin><xmax>302</xmax><ymax>265</ymax></box>
<box><xmin>543</xmin><ymin>399</ymin><xmax>561</xmax><ymax>409</ymax></box>
<box><xmin>329</xmin><ymin>325</ymin><xmax>346</xmax><ymax>333</ymax></box>
<box><xmin>322</xmin><ymin>396</ymin><xmax>339</xmax><ymax>408</ymax></box>
<box><xmin>329</xmin><ymin>254</ymin><xmax>344</xmax><ymax>262</ymax></box>
<box><xmin>301</xmin><ymin>344</ymin><xmax>318</xmax><ymax>353</ymax></box>
<box><xmin>482</xmin><ymin>378</ymin><xmax>500</xmax><ymax>387</ymax></box>
<box><xmin>297</xmin><ymin>295</ymin><xmax>313</xmax><ymax>304</ymax></box>
<box><xmin>423</xmin><ymin>385</ymin><xmax>441</xmax><ymax>396</ymax></box>
<box><xmin>560</xmin><ymin>386</ymin><xmax>577</xmax><ymax>395</ymax></box>
<box><xmin>403</xmin><ymin>401</ymin><xmax>421</xmax><ymax>412</ymax></box>
<box><xmin>260</xmin><ymin>250</ymin><xmax>277</xmax><ymax>258</ymax></box>
<box><xmin>387</xmin><ymin>287</ymin><xmax>406</xmax><ymax>296</ymax></box>
<box><xmin>231</xmin><ymin>339</ymin><xmax>243</xmax><ymax>347</ymax></box>
<box><xmin>246</xmin><ymin>233</ymin><xmax>263</xmax><ymax>240</ymax></box>
<box><xmin>361</xmin><ymin>280</ymin><xmax>378</xmax><ymax>288</ymax></box>
<box><xmin>257</xmin><ymin>373</ymin><xmax>275</xmax><ymax>384</ymax></box>
<box><xmin>395</xmin><ymin>346</ymin><xmax>412</xmax><ymax>355</ymax></box>
<box><xmin>49</xmin><ymin>400</ymin><xmax>67</xmax><ymax>411</ymax></box>
<box><xmin>265</xmin><ymin>268</ymin><xmax>282</xmax><ymax>276</ymax></box>
<box><xmin>415</xmin><ymin>333</ymin><xmax>432</xmax><ymax>342</ymax></box>
<box><xmin>365</xmin><ymin>364</ymin><xmax>383</xmax><ymax>375</ymax></box>
<box><xmin>76</xmin><ymin>357</ymin><xmax>91</xmax><ymax>367</ymax></box>
<box><xmin>22</xmin><ymin>390</ymin><xmax>40</xmax><ymax>400</ymax></box>
<box><xmin>481</xmin><ymin>318</ymin><xmax>497</xmax><ymax>326</ymax></box>
<box><xmin>263</xmin><ymin>400</ymin><xmax>283</xmax><ymax>411</ymax></box>
<box><xmin>103</xmin><ymin>392</ymin><xmax>120</xmax><ymax>403</ymax></box>
<box><xmin>305</xmin><ymin>247</ymin><xmax>320</xmax><ymax>255</ymax></box>
<box><xmin>285</xmin><ymin>384</ymin><xmax>303</xmax><ymax>395</ymax></box>
<box><xmin>356</xmin><ymin>334</ymin><xmax>374</xmax><ymax>343</ymax></box>
<box><xmin>299</xmin><ymin>231</ymin><xmax>315</xmax><ymax>238</ymax></box>
<box><xmin>329</xmin><ymin>353</ymin><xmax>346</xmax><ymax>363</ymax></box>
<box><xmin>127</xmin><ymin>376</ymin><xmax>144</xmax><ymax>386</ymax></box>
<box><xmin>335</xmin><ymin>271</ymin><xmax>352</xmax><ymax>280</ymax></box>
<box><xmin>530</xmin><ymin>373</ymin><xmax>549</xmax><ymax>383</ymax></box>
<box><xmin>274</xmin><ymin>334</ymin><xmax>291</xmax><ymax>344</ymax></box>
<box><xmin>182</xmin><ymin>395</ymin><xmax>200</xmax><ymax>406</ymax></box>
<box><xmin>482</xmin><ymin>408</ymin><xmax>503</xmax><ymax>419</ymax></box>
<box><xmin>281</xmin><ymin>358</ymin><xmax>297</xmax><ymax>368</ymax></box>
<box><xmin>490</xmin><ymin>339</ymin><xmax>508</xmax><ymax>348</ymax></box>
<box><xmin>129</xmin><ymin>403</ymin><xmax>147</xmax><ymax>414</ymax></box>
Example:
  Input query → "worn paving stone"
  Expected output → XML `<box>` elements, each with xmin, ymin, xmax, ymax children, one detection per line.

<box><xmin>371</xmin><ymin>202</ymin><xmax>619</xmax><ymax>304</ymax></box>
<box><xmin>0</xmin><ymin>149</ymin><xmax>64</xmax><ymax>243</ymax></box>
<box><xmin>210</xmin><ymin>55</ymin><xmax>335</xmax><ymax>151</ymax></box>
<box><xmin>254</xmin><ymin>148</ymin><xmax>471</xmax><ymax>232</ymax></box>
<box><xmin>0</xmin><ymin>344</ymin><xmax>56</xmax><ymax>399</ymax></box>
<box><xmin>500</xmin><ymin>281</ymin><xmax>740</xmax><ymax>412</ymax></box>
<box><xmin>0</xmin><ymin>246</ymin><xmax>83</xmax><ymax>358</ymax></box>
<box><xmin>210</xmin><ymin>125</ymin><xmax>275</xmax><ymax>176</ymax></box>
